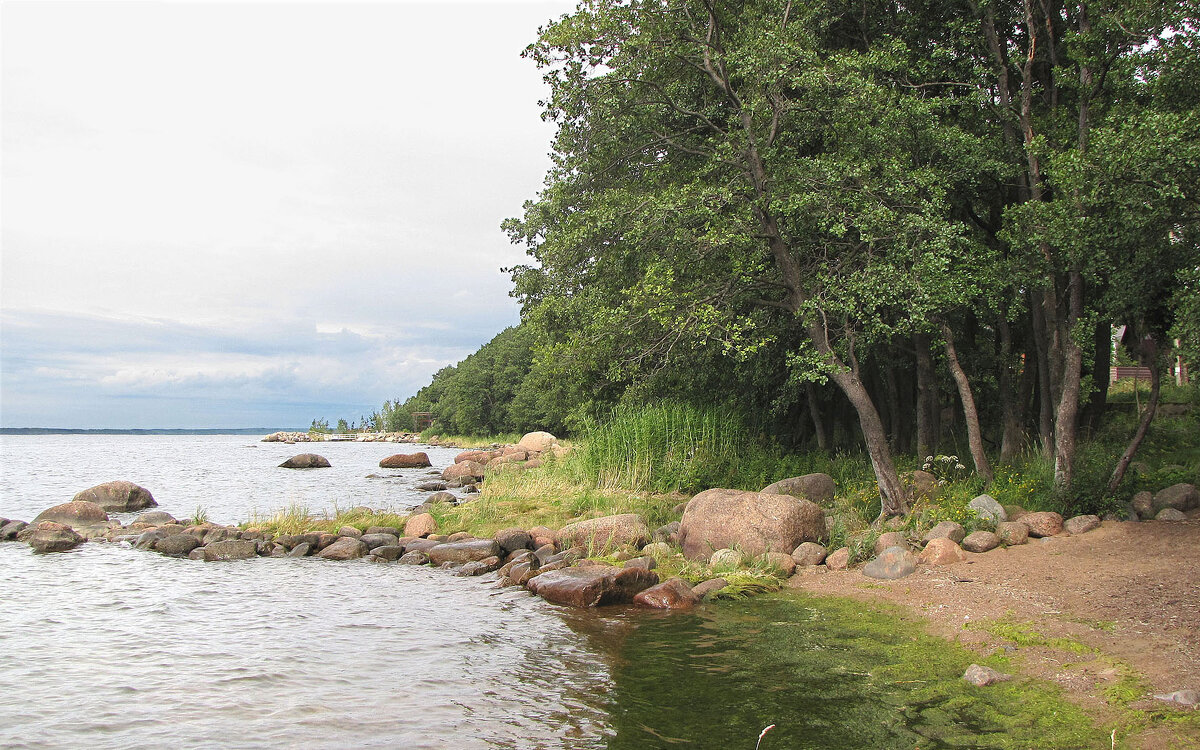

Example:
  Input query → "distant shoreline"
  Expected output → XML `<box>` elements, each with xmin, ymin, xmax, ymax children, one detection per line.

<box><xmin>0</xmin><ymin>428</ymin><xmax>301</xmax><ymax>436</ymax></box>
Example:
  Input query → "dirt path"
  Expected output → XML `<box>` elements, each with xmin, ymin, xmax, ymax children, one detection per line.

<box><xmin>788</xmin><ymin>518</ymin><xmax>1199</xmax><ymax>746</ymax></box>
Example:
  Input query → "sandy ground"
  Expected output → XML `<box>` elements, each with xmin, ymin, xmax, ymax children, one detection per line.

<box><xmin>788</xmin><ymin>517</ymin><xmax>1199</xmax><ymax>747</ymax></box>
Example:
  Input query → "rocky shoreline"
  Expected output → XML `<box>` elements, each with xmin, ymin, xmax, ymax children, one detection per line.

<box><xmin>3</xmin><ymin>432</ymin><xmax>1197</xmax><ymax>708</ymax></box>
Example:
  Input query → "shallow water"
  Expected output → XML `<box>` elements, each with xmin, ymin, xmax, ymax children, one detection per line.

<box><xmin>0</xmin><ymin>435</ymin><xmax>1089</xmax><ymax>748</ymax></box>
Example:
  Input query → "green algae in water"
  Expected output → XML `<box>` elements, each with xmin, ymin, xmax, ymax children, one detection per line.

<box><xmin>571</xmin><ymin>593</ymin><xmax>1107</xmax><ymax>749</ymax></box>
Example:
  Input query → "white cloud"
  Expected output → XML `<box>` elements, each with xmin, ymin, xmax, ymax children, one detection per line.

<box><xmin>1</xmin><ymin>1</ymin><xmax>572</xmax><ymax>426</ymax></box>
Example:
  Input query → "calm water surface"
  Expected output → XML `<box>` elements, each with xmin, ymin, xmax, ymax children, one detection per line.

<box><xmin>0</xmin><ymin>435</ymin><xmax>1034</xmax><ymax>748</ymax></box>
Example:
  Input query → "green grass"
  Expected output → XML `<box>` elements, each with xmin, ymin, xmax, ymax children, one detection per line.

<box><xmin>243</xmin><ymin>502</ymin><xmax>410</xmax><ymax>536</ymax></box>
<box><xmin>417</xmin><ymin>430</ymin><xmax>523</xmax><ymax>449</ymax></box>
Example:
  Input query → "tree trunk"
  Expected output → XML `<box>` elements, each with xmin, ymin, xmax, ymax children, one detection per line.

<box><xmin>1080</xmin><ymin>320</ymin><xmax>1112</xmax><ymax>433</ymax></box>
<box><xmin>1108</xmin><ymin>341</ymin><xmax>1161</xmax><ymax>493</ymax></box>
<box><xmin>1051</xmin><ymin>271</ymin><xmax>1085</xmax><ymax>489</ymax></box>
<box><xmin>1030</xmin><ymin>297</ymin><xmax>1055</xmax><ymax>456</ymax></box>
<box><xmin>884</xmin><ymin>356</ymin><xmax>905</xmax><ymax>454</ymax></box>
<box><xmin>806</xmin><ymin>382</ymin><xmax>828</xmax><ymax>451</ymax></box>
<box><xmin>941</xmin><ymin>323</ymin><xmax>995</xmax><ymax>483</ymax></box>
<box><xmin>997</xmin><ymin>315</ymin><xmax>1024</xmax><ymax>463</ymax></box>
<box><xmin>826</xmin><ymin>364</ymin><xmax>910</xmax><ymax>518</ymax></box>
<box><xmin>914</xmin><ymin>331</ymin><xmax>936</xmax><ymax>458</ymax></box>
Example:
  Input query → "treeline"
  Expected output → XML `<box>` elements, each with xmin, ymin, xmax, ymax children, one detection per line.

<box><xmin>358</xmin><ymin>0</ymin><xmax>1198</xmax><ymax>514</ymax></box>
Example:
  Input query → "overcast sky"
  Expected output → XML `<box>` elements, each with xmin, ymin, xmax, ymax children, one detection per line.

<box><xmin>1</xmin><ymin>0</ymin><xmax>575</xmax><ymax>428</ymax></box>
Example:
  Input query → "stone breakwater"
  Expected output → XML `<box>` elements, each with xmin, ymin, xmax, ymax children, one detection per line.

<box><xmin>262</xmin><ymin>431</ymin><xmax>421</xmax><ymax>443</ymax></box>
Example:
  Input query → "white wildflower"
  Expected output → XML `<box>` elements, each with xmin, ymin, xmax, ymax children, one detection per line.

<box><xmin>955</xmin><ymin>463</ymin><xmax>966</xmax><ymax>471</ymax></box>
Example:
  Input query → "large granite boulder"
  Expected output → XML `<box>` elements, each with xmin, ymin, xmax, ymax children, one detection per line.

<box><xmin>154</xmin><ymin>534</ymin><xmax>201</xmax><ymax>556</ymax></box>
<box><xmin>317</xmin><ymin>537</ymin><xmax>368</xmax><ymax>560</ymax></box>
<box><xmin>678</xmin><ymin>488</ymin><xmax>825</xmax><ymax>561</ymax></box>
<box><xmin>27</xmin><ymin>521</ymin><xmax>84</xmax><ymax>553</ymax></box>
<box><xmin>1152</xmin><ymin>483</ymin><xmax>1198</xmax><ymax>514</ymax></box>
<box><xmin>202</xmin><ymin>539</ymin><xmax>257</xmax><ymax>561</ymax></box>
<box><xmin>918</xmin><ymin>538</ymin><xmax>966</xmax><ymax>565</ymax></box>
<box><xmin>516</xmin><ymin>431</ymin><xmax>557</xmax><ymax>454</ymax></box>
<box><xmin>863</xmin><ymin>546</ymin><xmax>918</xmax><ymax>580</ymax></box>
<box><xmin>792</xmin><ymin>542</ymin><xmax>828</xmax><ymax>566</ymax></box>
<box><xmin>1064</xmin><ymin>514</ymin><xmax>1101</xmax><ymax>535</ymax></box>
<box><xmin>442</xmin><ymin>461</ymin><xmax>486</xmax><ymax>482</ymax></box>
<box><xmin>404</xmin><ymin>513</ymin><xmax>437</xmax><ymax>538</ymax></box>
<box><xmin>135</xmin><ymin>510</ymin><xmax>178</xmax><ymax>525</ymax></box>
<box><xmin>527</xmin><ymin>566</ymin><xmax>658</xmax><ymax>607</ymax></box>
<box><xmin>34</xmin><ymin>501</ymin><xmax>109</xmax><ymax>529</ymax></box>
<box><xmin>1021</xmin><ymin>511</ymin><xmax>1064</xmax><ymax>538</ymax></box>
<box><xmin>556</xmin><ymin>514</ymin><xmax>650</xmax><ymax>552</ymax></box>
<box><xmin>759</xmin><ymin>473</ymin><xmax>836</xmax><ymax>505</ymax></box>
<box><xmin>379</xmin><ymin>452</ymin><xmax>431</xmax><ymax>469</ymax></box>
<box><xmin>996</xmin><ymin>521</ymin><xmax>1029</xmax><ymax>545</ymax></box>
<box><xmin>72</xmin><ymin>480</ymin><xmax>157</xmax><ymax>511</ymax></box>
<box><xmin>427</xmin><ymin>539</ymin><xmax>501</xmax><ymax>565</ymax></box>
<box><xmin>279</xmin><ymin>454</ymin><xmax>331</xmax><ymax>469</ymax></box>
<box><xmin>921</xmin><ymin>521</ymin><xmax>966</xmax><ymax>545</ymax></box>
<box><xmin>962</xmin><ymin>531</ymin><xmax>1001</xmax><ymax>553</ymax></box>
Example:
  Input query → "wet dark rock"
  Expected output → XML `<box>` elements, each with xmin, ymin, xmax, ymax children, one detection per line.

<box><xmin>72</xmin><ymin>480</ymin><xmax>157</xmax><ymax>511</ymax></box>
<box><xmin>202</xmin><ymin>540</ymin><xmax>257</xmax><ymax>561</ymax></box>
<box><xmin>373</xmin><ymin>545</ymin><xmax>405</xmax><ymax>561</ymax></box>
<box><xmin>398</xmin><ymin>550</ymin><xmax>430</xmax><ymax>565</ymax></box>
<box><xmin>493</xmin><ymin>528</ymin><xmax>533</xmax><ymax>553</ymax></box>
<box><xmin>135</xmin><ymin>529</ymin><xmax>167</xmax><ymax>549</ymax></box>
<box><xmin>188</xmin><ymin>547</ymin><xmax>206</xmax><ymax>560</ymax></box>
<box><xmin>634</xmin><ymin>578</ymin><xmax>700</xmax><ymax>609</ymax></box>
<box><xmin>415</xmin><ymin>481</ymin><xmax>447</xmax><ymax>492</ymax></box>
<box><xmin>317</xmin><ymin>537</ymin><xmax>368</xmax><ymax>560</ymax></box>
<box><xmin>154</xmin><ymin>534</ymin><xmax>201</xmax><ymax>556</ymax></box>
<box><xmin>402</xmin><ymin>537</ymin><xmax>443</xmax><ymax>553</ymax></box>
<box><xmin>1</xmin><ymin>520</ymin><xmax>29</xmax><ymax>541</ymax></box>
<box><xmin>28</xmin><ymin>521</ymin><xmax>84</xmax><ymax>553</ymax></box>
<box><xmin>533</xmin><ymin>543</ymin><xmax>557</xmax><ymax>565</ymax></box>
<box><xmin>278</xmin><ymin>454</ymin><xmax>331</xmax><ymax>469</ymax></box>
<box><xmin>427</xmin><ymin>539</ymin><xmax>502</xmax><ymax>566</ymax></box>
<box><xmin>135</xmin><ymin>510</ymin><xmax>179</xmax><ymax>525</ymax></box>
<box><xmin>286</xmin><ymin>542</ymin><xmax>312</xmax><ymax>557</ymax></box>
<box><xmin>456</xmin><ymin>556</ymin><xmax>502</xmax><ymax>576</ymax></box>
<box><xmin>315</xmin><ymin>533</ymin><xmax>340</xmax><ymax>550</ymax></box>
<box><xmin>360</xmin><ymin>533</ymin><xmax>400</xmax><ymax>550</ymax></box>
<box><xmin>862</xmin><ymin>546</ymin><xmax>917</xmax><ymax>580</ymax></box>
<box><xmin>527</xmin><ymin>566</ymin><xmax>659</xmax><ymax>607</ymax></box>
<box><xmin>34</xmin><ymin>501</ymin><xmax>110</xmax><ymax>529</ymax></box>
<box><xmin>202</xmin><ymin>527</ymin><xmax>238</xmax><ymax>546</ymax></box>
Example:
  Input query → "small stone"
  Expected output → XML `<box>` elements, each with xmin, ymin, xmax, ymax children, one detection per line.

<box><xmin>641</xmin><ymin>542</ymin><xmax>671</xmax><ymax>558</ymax></box>
<box><xmin>623</xmin><ymin>556</ymin><xmax>657</xmax><ymax>570</ymax></box>
<box><xmin>337</xmin><ymin>525</ymin><xmax>362</xmax><ymax>538</ymax></box>
<box><xmin>963</xmin><ymin>664</ymin><xmax>1012</xmax><ymax>687</ymax></box>
<box><xmin>708</xmin><ymin>548</ymin><xmax>743</xmax><ymax>570</ymax></box>
<box><xmin>919</xmin><ymin>537</ymin><xmax>966</xmax><ymax>565</ymax></box>
<box><xmin>653</xmin><ymin>521</ymin><xmax>681</xmax><ymax>543</ymax></box>
<box><xmin>202</xmin><ymin>539</ymin><xmax>257</xmax><ymax>561</ymax></box>
<box><xmin>360</xmin><ymin>533</ymin><xmax>400</xmax><ymax>550</ymax></box>
<box><xmin>968</xmin><ymin>494</ymin><xmax>1007</xmax><ymax>523</ymax></box>
<box><xmin>792</xmin><ymin>542</ymin><xmax>828</xmax><ymax>566</ymax></box>
<box><xmin>1021</xmin><ymin>511</ymin><xmax>1064</xmax><ymax>538</ymax></box>
<box><xmin>690</xmin><ymin>578</ymin><xmax>728</xmax><ymax>598</ymax></box>
<box><xmin>1064</xmin><ymin>514</ymin><xmax>1101</xmax><ymax>535</ymax></box>
<box><xmin>762</xmin><ymin>551</ymin><xmax>796</xmax><ymax>576</ymax></box>
<box><xmin>153</xmin><ymin>534</ymin><xmax>201</xmax><ymax>556</ymax></box>
<box><xmin>493</xmin><ymin>527</ymin><xmax>533</xmax><ymax>553</ymax></box>
<box><xmin>996</xmin><ymin>521</ymin><xmax>1029</xmax><ymax>545</ymax></box>
<box><xmin>286</xmin><ymin>542</ymin><xmax>311</xmax><ymax>557</ymax></box>
<box><xmin>862</xmin><ymin>546</ymin><xmax>917</xmax><ymax>580</ymax></box>
<box><xmin>962</xmin><ymin>531</ymin><xmax>1000</xmax><ymax>553</ymax></box>
<box><xmin>825</xmin><ymin>547</ymin><xmax>850</xmax><ymax>570</ymax></box>
<box><xmin>1155</xmin><ymin>508</ymin><xmax>1186</xmax><ymax>521</ymax></box>
<box><xmin>398</xmin><ymin>550</ymin><xmax>430</xmax><ymax>565</ymax></box>
<box><xmin>372</xmin><ymin>545</ymin><xmax>405</xmax><ymax>561</ymax></box>
<box><xmin>278</xmin><ymin>454</ymin><xmax>331</xmax><ymax>469</ymax></box>
<box><xmin>1003</xmin><ymin>504</ymin><xmax>1028</xmax><ymax>521</ymax></box>
<box><xmin>447</xmin><ymin>531</ymin><xmax>475</xmax><ymax>542</ymax></box>
<box><xmin>922</xmin><ymin>521</ymin><xmax>966</xmax><ymax>545</ymax></box>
